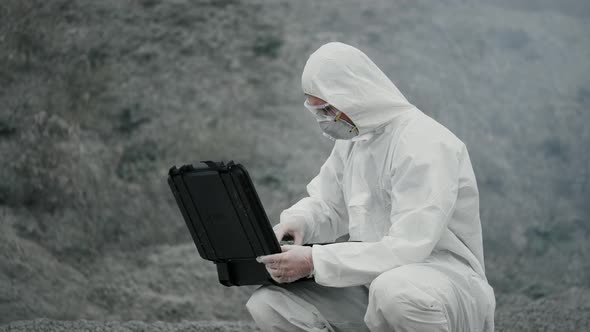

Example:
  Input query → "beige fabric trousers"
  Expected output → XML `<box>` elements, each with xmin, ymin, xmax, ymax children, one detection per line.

<box><xmin>246</xmin><ymin>251</ymin><xmax>495</xmax><ymax>332</ymax></box>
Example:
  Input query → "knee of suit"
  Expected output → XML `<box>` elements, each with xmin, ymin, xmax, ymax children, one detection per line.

<box><xmin>368</xmin><ymin>271</ymin><xmax>448</xmax><ymax>326</ymax></box>
<box><xmin>246</xmin><ymin>285</ymin><xmax>282</xmax><ymax>319</ymax></box>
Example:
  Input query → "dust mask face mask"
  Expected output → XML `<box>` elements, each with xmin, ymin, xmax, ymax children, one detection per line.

<box><xmin>304</xmin><ymin>99</ymin><xmax>359</xmax><ymax>140</ymax></box>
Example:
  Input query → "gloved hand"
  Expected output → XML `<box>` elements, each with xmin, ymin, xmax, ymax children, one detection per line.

<box><xmin>273</xmin><ymin>216</ymin><xmax>308</xmax><ymax>245</ymax></box>
<box><xmin>257</xmin><ymin>245</ymin><xmax>314</xmax><ymax>283</ymax></box>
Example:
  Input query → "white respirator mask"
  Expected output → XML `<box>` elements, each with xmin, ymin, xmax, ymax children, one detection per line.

<box><xmin>304</xmin><ymin>99</ymin><xmax>359</xmax><ymax>140</ymax></box>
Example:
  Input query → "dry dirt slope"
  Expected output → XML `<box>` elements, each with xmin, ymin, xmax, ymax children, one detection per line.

<box><xmin>0</xmin><ymin>0</ymin><xmax>589</xmax><ymax>330</ymax></box>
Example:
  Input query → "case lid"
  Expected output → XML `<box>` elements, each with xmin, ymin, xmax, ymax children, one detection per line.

<box><xmin>168</xmin><ymin>161</ymin><xmax>281</xmax><ymax>262</ymax></box>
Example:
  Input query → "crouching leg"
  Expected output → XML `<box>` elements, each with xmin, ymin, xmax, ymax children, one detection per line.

<box><xmin>364</xmin><ymin>255</ymin><xmax>494</xmax><ymax>332</ymax></box>
<box><xmin>247</xmin><ymin>280</ymin><xmax>369</xmax><ymax>332</ymax></box>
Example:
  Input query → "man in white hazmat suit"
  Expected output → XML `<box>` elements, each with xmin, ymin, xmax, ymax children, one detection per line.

<box><xmin>247</xmin><ymin>42</ymin><xmax>496</xmax><ymax>332</ymax></box>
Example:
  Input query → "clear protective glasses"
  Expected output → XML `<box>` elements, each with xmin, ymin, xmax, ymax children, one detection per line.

<box><xmin>303</xmin><ymin>99</ymin><xmax>340</xmax><ymax>118</ymax></box>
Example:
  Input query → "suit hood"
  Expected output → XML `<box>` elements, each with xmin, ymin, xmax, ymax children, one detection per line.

<box><xmin>302</xmin><ymin>42</ymin><xmax>416</xmax><ymax>139</ymax></box>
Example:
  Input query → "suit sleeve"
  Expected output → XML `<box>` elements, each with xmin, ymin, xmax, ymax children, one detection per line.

<box><xmin>279</xmin><ymin>141</ymin><xmax>350</xmax><ymax>244</ymax></box>
<box><xmin>311</xmin><ymin>135</ymin><xmax>463</xmax><ymax>287</ymax></box>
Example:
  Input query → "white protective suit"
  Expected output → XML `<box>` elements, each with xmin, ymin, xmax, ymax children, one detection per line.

<box><xmin>247</xmin><ymin>42</ymin><xmax>496</xmax><ymax>332</ymax></box>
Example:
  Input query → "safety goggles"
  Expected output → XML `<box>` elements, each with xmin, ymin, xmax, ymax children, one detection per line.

<box><xmin>303</xmin><ymin>99</ymin><xmax>340</xmax><ymax>118</ymax></box>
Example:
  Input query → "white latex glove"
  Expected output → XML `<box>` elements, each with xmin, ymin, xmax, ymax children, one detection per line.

<box><xmin>273</xmin><ymin>216</ymin><xmax>308</xmax><ymax>245</ymax></box>
<box><xmin>257</xmin><ymin>245</ymin><xmax>314</xmax><ymax>283</ymax></box>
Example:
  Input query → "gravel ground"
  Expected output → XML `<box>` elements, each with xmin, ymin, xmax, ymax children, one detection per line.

<box><xmin>0</xmin><ymin>319</ymin><xmax>259</xmax><ymax>332</ymax></box>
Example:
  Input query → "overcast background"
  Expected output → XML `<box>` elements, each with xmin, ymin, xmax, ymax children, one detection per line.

<box><xmin>1</xmin><ymin>0</ymin><xmax>589</xmax><ymax>331</ymax></box>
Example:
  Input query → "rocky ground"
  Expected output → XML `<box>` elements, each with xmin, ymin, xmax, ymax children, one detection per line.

<box><xmin>0</xmin><ymin>319</ymin><xmax>259</xmax><ymax>332</ymax></box>
<box><xmin>0</xmin><ymin>0</ymin><xmax>589</xmax><ymax>330</ymax></box>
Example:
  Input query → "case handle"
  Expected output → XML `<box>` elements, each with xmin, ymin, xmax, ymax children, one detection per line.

<box><xmin>201</xmin><ymin>160</ymin><xmax>236</xmax><ymax>171</ymax></box>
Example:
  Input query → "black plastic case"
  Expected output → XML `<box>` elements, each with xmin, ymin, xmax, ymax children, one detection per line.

<box><xmin>168</xmin><ymin>160</ymin><xmax>282</xmax><ymax>286</ymax></box>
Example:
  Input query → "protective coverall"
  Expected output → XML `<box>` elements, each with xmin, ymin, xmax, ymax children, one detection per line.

<box><xmin>247</xmin><ymin>42</ymin><xmax>496</xmax><ymax>332</ymax></box>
